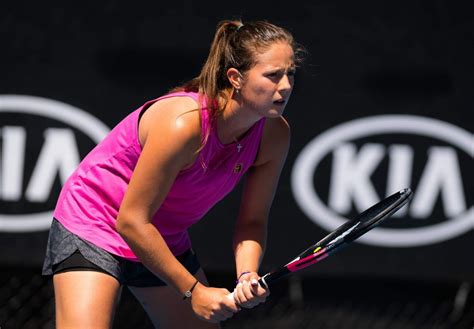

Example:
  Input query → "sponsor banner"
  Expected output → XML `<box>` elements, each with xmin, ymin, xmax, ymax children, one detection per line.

<box><xmin>292</xmin><ymin>115</ymin><xmax>473</xmax><ymax>247</ymax></box>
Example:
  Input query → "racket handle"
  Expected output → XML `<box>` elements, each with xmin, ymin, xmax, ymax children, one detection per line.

<box><xmin>259</xmin><ymin>275</ymin><xmax>269</xmax><ymax>289</ymax></box>
<box><xmin>225</xmin><ymin>275</ymin><xmax>270</xmax><ymax>302</ymax></box>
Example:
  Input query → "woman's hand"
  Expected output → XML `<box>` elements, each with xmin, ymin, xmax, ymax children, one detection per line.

<box><xmin>190</xmin><ymin>283</ymin><xmax>241</xmax><ymax>323</ymax></box>
<box><xmin>232</xmin><ymin>272</ymin><xmax>270</xmax><ymax>309</ymax></box>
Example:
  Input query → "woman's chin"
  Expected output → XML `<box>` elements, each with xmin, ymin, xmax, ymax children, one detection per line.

<box><xmin>268</xmin><ymin>106</ymin><xmax>285</xmax><ymax>117</ymax></box>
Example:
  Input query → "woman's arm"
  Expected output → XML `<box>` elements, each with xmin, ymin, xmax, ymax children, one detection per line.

<box><xmin>232</xmin><ymin>116</ymin><xmax>291</xmax><ymax>307</ymax></box>
<box><xmin>116</xmin><ymin>97</ymin><xmax>239</xmax><ymax>322</ymax></box>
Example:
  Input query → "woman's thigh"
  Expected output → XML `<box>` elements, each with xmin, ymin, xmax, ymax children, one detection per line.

<box><xmin>53</xmin><ymin>271</ymin><xmax>122</xmax><ymax>329</ymax></box>
<box><xmin>128</xmin><ymin>268</ymin><xmax>220</xmax><ymax>329</ymax></box>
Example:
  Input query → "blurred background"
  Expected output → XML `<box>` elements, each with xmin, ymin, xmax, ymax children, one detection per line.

<box><xmin>0</xmin><ymin>1</ymin><xmax>472</xmax><ymax>328</ymax></box>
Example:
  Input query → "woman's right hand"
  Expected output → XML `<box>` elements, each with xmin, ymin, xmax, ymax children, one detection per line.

<box><xmin>190</xmin><ymin>283</ymin><xmax>241</xmax><ymax>323</ymax></box>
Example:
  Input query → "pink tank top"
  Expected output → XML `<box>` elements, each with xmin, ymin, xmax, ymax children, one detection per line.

<box><xmin>53</xmin><ymin>91</ymin><xmax>266</xmax><ymax>261</ymax></box>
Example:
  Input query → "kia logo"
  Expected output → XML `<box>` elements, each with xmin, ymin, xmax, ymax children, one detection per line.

<box><xmin>0</xmin><ymin>95</ymin><xmax>110</xmax><ymax>232</ymax></box>
<box><xmin>291</xmin><ymin>115</ymin><xmax>473</xmax><ymax>247</ymax></box>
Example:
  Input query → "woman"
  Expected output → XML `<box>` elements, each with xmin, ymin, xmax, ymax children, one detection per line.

<box><xmin>43</xmin><ymin>19</ymin><xmax>302</xmax><ymax>328</ymax></box>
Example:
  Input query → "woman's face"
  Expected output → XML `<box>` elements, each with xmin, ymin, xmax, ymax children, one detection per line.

<box><xmin>240</xmin><ymin>41</ymin><xmax>296</xmax><ymax>118</ymax></box>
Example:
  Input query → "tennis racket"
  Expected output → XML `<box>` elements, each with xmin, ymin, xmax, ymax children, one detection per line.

<box><xmin>230</xmin><ymin>188</ymin><xmax>413</xmax><ymax>295</ymax></box>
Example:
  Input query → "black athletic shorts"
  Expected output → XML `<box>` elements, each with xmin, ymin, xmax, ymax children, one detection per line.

<box><xmin>42</xmin><ymin>218</ymin><xmax>201</xmax><ymax>287</ymax></box>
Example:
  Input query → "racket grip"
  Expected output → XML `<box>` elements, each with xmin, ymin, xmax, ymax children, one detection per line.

<box><xmin>258</xmin><ymin>275</ymin><xmax>269</xmax><ymax>289</ymax></box>
<box><xmin>225</xmin><ymin>275</ymin><xmax>270</xmax><ymax>302</ymax></box>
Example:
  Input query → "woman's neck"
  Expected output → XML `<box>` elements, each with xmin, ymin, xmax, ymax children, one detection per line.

<box><xmin>216</xmin><ymin>93</ymin><xmax>261</xmax><ymax>145</ymax></box>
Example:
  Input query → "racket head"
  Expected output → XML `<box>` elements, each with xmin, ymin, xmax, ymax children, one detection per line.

<box><xmin>294</xmin><ymin>188</ymin><xmax>413</xmax><ymax>260</ymax></box>
<box><xmin>262</xmin><ymin>189</ymin><xmax>414</xmax><ymax>287</ymax></box>
<box><xmin>344</xmin><ymin>188</ymin><xmax>413</xmax><ymax>241</ymax></box>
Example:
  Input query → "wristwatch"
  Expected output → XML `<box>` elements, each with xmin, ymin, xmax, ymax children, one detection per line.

<box><xmin>183</xmin><ymin>280</ymin><xmax>199</xmax><ymax>300</ymax></box>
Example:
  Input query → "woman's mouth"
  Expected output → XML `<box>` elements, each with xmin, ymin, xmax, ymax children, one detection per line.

<box><xmin>273</xmin><ymin>99</ymin><xmax>286</xmax><ymax>105</ymax></box>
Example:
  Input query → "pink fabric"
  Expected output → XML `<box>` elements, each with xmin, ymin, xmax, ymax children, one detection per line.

<box><xmin>54</xmin><ymin>91</ymin><xmax>266</xmax><ymax>261</ymax></box>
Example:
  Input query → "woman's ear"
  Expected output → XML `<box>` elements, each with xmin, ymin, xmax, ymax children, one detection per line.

<box><xmin>226</xmin><ymin>68</ymin><xmax>243</xmax><ymax>90</ymax></box>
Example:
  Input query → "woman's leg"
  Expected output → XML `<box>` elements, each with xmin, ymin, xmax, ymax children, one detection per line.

<box><xmin>53</xmin><ymin>271</ymin><xmax>122</xmax><ymax>329</ymax></box>
<box><xmin>128</xmin><ymin>268</ymin><xmax>220</xmax><ymax>329</ymax></box>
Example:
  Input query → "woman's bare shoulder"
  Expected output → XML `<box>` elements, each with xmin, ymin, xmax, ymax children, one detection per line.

<box><xmin>139</xmin><ymin>95</ymin><xmax>202</xmax><ymax>147</ymax></box>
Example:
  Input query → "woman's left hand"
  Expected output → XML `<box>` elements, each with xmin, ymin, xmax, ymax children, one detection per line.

<box><xmin>232</xmin><ymin>272</ymin><xmax>270</xmax><ymax>308</ymax></box>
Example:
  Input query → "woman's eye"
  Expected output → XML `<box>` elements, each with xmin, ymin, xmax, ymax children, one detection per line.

<box><xmin>266</xmin><ymin>70</ymin><xmax>295</xmax><ymax>79</ymax></box>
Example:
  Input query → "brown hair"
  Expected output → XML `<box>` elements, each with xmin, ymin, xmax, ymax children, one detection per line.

<box><xmin>172</xmin><ymin>19</ymin><xmax>304</xmax><ymax>149</ymax></box>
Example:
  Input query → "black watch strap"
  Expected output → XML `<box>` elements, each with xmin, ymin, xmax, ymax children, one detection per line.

<box><xmin>183</xmin><ymin>280</ymin><xmax>199</xmax><ymax>300</ymax></box>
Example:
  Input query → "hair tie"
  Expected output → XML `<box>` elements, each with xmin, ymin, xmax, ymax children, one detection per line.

<box><xmin>236</xmin><ymin>23</ymin><xmax>244</xmax><ymax>31</ymax></box>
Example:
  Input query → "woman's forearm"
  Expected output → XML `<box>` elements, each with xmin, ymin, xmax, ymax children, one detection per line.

<box><xmin>233</xmin><ymin>220</ymin><xmax>267</xmax><ymax>277</ymax></box>
<box><xmin>117</xmin><ymin>220</ymin><xmax>197</xmax><ymax>296</ymax></box>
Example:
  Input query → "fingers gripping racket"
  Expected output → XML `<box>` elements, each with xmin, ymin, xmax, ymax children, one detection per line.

<box><xmin>229</xmin><ymin>188</ymin><xmax>413</xmax><ymax>297</ymax></box>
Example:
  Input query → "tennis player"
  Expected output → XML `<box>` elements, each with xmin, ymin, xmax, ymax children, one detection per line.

<box><xmin>43</xmin><ymin>19</ymin><xmax>302</xmax><ymax>328</ymax></box>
